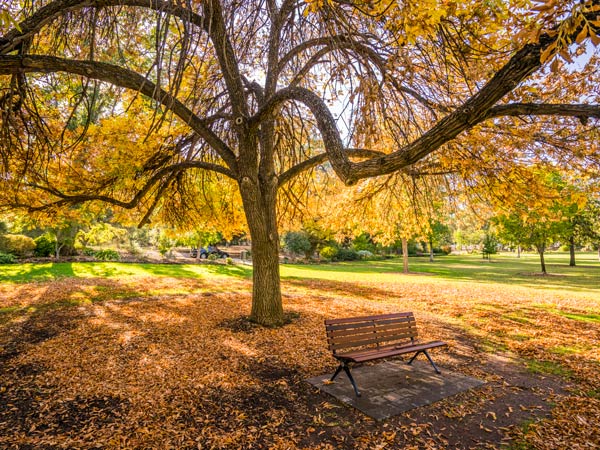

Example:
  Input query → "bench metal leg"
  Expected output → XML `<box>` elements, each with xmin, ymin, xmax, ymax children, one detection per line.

<box><xmin>408</xmin><ymin>350</ymin><xmax>441</xmax><ymax>374</ymax></box>
<box><xmin>342</xmin><ymin>364</ymin><xmax>361</xmax><ymax>397</ymax></box>
<box><xmin>331</xmin><ymin>362</ymin><xmax>361</xmax><ymax>396</ymax></box>
<box><xmin>330</xmin><ymin>364</ymin><xmax>344</xmax><ymax>382</ymax></box>
<box><xmin>407</xmin><ymin>350</ymin><xmax>421</xmax><ymax>365</ymax></box>
<box><xmin>423</xmin><ymin>350</ymin><xmax>441</xmax><ymax>374</ymax></box>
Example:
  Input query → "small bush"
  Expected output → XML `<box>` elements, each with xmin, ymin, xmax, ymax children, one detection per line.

<box><xmin>0</xmin><ymin>234</ymin><xmax>36</xmax><ymax>257</ymax></box>
<box><xmin>335</xmin><ymin>248</ymin><xmax>359</xmax><ymax>261</ymax></box>
<box><xmin>440</xmin><ymin>245</ymin><xmax>452</xmax><ymax>255</ymax></box>
<box><xmin>319</xmin><ymin>245</ymin><xmax>338</xmax><ymax>261</ymax></box>
<box><xmin>226</xmin><ymin>257</ymin><xmax>234</xmax><ymax>265</ymax></box>
<box><xmin>282</xmin><ymin>231</ymin><xmax>312</xmax><ymax>258</ymax></box>
<box><xmin>208</xmin><ymin>253</ymin><xmax>218</xmax><ymax>261</ymax></box>
<box><xmin>94</xmin><ymin>249</ymin><xmax>120</xmax><ymax>261</ymax></box>
<box><xmin>357</xmin><ymin>250</ymin><xmax>374</xmax><ymax>260</ymax></box>
<box><xmin>34</xmin><ymin>235</ymin><xmax>56</xmax><ymax>257</ymax></box>
<box><xmin>82</xmin><ymin>248</ymin><xmax>96</xmax><ymax>256</ymax></box>
<box><xmin>0</xmin><ymin>252</ymin><xmax>16</xmax><ymax>264</ymax></box>
<box><xmin>406</xmin><ymin>241</ymin><xmax>421</xmax><ymax>256</ymax></box>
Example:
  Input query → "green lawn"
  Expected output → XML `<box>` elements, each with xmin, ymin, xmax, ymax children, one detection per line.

<box><xmin>0</xmin><ymin>260</ymin><xmax>252</xmax><ymax>283</ymax></box>
<box><xmin>281</xmin><ymin>252</ymin><xmax>600</xmax><ymax>293</ymax></box>
<box><xmin>1</xmin><ymin>251</ymin><xmax>598</xmax><ymax>295</ymax></box>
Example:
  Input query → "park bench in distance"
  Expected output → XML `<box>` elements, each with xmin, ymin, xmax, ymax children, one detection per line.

<box><xmin>324</xmin><ymin>312</ymin><xmax>447</xmax><ymax>397</ymax></box>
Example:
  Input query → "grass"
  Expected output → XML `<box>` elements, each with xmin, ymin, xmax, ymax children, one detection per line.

<box><xmin>1</xmin><ymin>251</ymin><xmax>598</xmax><ymax>292</ymax></box>
<box><xmin>281</xmin><ymin>251</ymin><xmax>600</xmax><ymax>293</ymax></box>
<box><xmin>525</xmin><ymin>359</ymin><xmax>573</xmax><ymax>377</ymax></box>
<box><xmin>558</xmin><ymin>311</ymin><xmax>600</xmax><ymax>323</ymax></box>
<box><xmin>0</xmin><ymin>261</ymin><xmax>252</xmax><ymax>283</ymax></box>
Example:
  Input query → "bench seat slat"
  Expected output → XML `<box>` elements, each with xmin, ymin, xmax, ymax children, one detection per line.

<box><xmin>325</xmin><ymin>316</ymin><xmax>415</xmax><ymax>332</ymax></box>
<box><xmin>325</xmin><ymin>312</ymin><xmax>414</xmax><ymax>325</ymax></box>
<box><xmin>336</xmin><ymin>340</ymin><xmax>447</xmax><ymax>363</ymax></box>
<box><xmin>327</xmin><ymin>331</ymin><xmax>418</xmax><ymax>351</ymax></box>
<box><xmin>326</xmin><ymin>321</ymin><xmax>417</xmax><ymax>338</ymax></box>
<box><xmin>329</xmin><ymin>337</ymin><xmax>411</xmax><ymax>351</ymax></box>
<box><xmin>327</xmin><ymin>325</ymin><xmax>417</xmax><ymax>342</ymax></box>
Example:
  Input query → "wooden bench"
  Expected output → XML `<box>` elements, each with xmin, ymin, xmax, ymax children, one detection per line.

<box><xmin>325</xmin><ymin>312</ymin><xmax>447</xmax><ymax>396</ymax></box>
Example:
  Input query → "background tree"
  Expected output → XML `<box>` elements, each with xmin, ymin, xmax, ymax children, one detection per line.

<box><xmin>573</xmin><ymin>198</ymin><xmax>600</xmax><ymax>261</ymax></box>
<box><xmin>493</xmin><ymin>169</ymin><xmax>590</xmax><ymax>274</ymax></box>
<box><xmin>424</xmin><ymin>219</ymin><xmax>452</xmax><ymax>262</ymax></box>
<box><xmin>1</xmin><ymin>1</ymin><xmax>600</xmax><ymax>325</ymax></box>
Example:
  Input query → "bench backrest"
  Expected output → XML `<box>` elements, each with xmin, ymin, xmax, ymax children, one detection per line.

<box><xmin>325</xmin><ymin>312</ymin><xmax>418</xmax><ymax>354</ymax></box>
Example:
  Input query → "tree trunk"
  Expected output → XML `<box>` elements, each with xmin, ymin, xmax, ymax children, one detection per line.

<box><xmin>429</xmin><ymin>239</ymin><xmax>434</xmax><ymax>262</ymax></box>
<box><xmin>55</xmin><ymin>240</ymin><xmax>63</xmax><ymax>259</ymax></box>
<box><xmin>402</xmin><ymin>237</ymin><xmax>409</xmax><ymax>274</ymax></box>
<box><xmin>569</xmin><ymin>236</ymin><xmax>576</xmax><ymax>267</ymax></box>
<box><xmin>536</xmin><ymin>244</ymin><xmax>547</xmax><ymax>274</ymax></box>
<box><xmin>239</xmin><ymin>175</ymin><xmax>284</xmax><ymax>327</ymax></box>
<box><xmin>517</xmin><ymin>245</ymin><xmax>521</xmax><ymax>258</ymax></box>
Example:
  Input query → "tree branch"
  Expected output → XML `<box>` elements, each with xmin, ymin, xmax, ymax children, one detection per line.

<box><xmin>278</xmin><ymin>148</ymin><xmax>385</xmax><ymax>186</ymax></box>
<box><xmin>486</xmin><ymin>103</ymin><xmax>600</xmax><ymax>122</ymax></box>
<box><xmin>203</xmin><ymin>0</ymin><xmax>248</xmax><ymax>119</ymax></box>
<box><xmin>278</xmin><ymin>34</ymin><xmax>444</xmax><ymax>112</ymax></box>
<box><xmin>251</xmin><ymin>86</ymin><xmax>352</xmax><ymax>181</ymax></box>
<box><xmin>0</xmin><ymin>0</ymin><xmax>210</xmax><ymax>55</ymax></box>
<box><xmin>20</xmin><ymin>160</ymin><xmax>234</xmax><ymax>212</ymax></box>
<box><xmin>0</xmin><ymin>55</ymin><xmax>239</xmax><ymax>171</ymax></box>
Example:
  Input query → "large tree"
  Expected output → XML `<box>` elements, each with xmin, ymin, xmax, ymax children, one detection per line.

<box><xmin>1</xmin><ymin>0</ymin><xmax>600</xmax><ymax>325</ymax></box>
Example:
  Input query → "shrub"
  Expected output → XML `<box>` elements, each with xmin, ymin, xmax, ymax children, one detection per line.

<box><xmin>352</xmin><ymin>233</ymin><xmax>376</xmax><ymax>252</ymax></box>
<box><xmin>0</xmin><ymin>252</ymin><xmax>16</xmax><ymax>264</ymax></box>
<box><xmin>357</xmin><ymin>249</ymin><xmax>374</xmax><ymax>260</ymax></box>
<box><xmin>406</xmin><ymin>240</ymin><xmax>421</xmax><ymax>256</ymax></box>
<box><xmin>82</xmin><ymin>248</ymin><xmax>96</xmax><ymax>256</ymax></box>
<box><xmin>0</xmin><ymin>234</ymin><xmax>36</xmax><ymax>257</ymax></box>
<box><xmin>319</xmin><ymin>245</ymin><xmax>338</xmax><ymax>261</ymax></box>
<box><xmin>157</xmin><ymin>234</ymin><xmax>175</xmax><ymax>256</ymax></box>
<box><xmin>335</xmin><ymin>248</ymin><xmax>359</xmax><ymax>261</ymax></box>
<box><xmin>34</xmin><ymin>235</ymin><xmax>56</xmax><ymax>257</ymax></box>
<box><xmin>208</xmin><ymin>253</ymin><xmax>218</xmax><ymax>261</ymax></box>
<box><xmin>226</xmin><ymin>257</ymin><xmax>234</xmax><ymax>265</ymax></box>
<box><xmin>94</xmin><ymin>249</ymin><xmax>121</xmax><ymax>261</ymax></box>
<box><xmin>482</xmin><ymin>233</ymin><xmax>498</xmax><ymax>257</ymax></box>
<box><xmin>440</xmin><ymin>245</ymin><xmax>452</xmax><ymax>255</ymax></box>
<box><xmin>282</xmin><ymin>231</ymin><xmax>312</xmax><ymax>258</ymax></box>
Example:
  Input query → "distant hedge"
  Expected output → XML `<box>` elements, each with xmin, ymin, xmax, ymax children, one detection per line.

<box><xmin>0</xmin><ymin>252</ymin><xmax>16</xmax><ymax>264</ymax></box>
<box><xmin>0</xmin><ymin>234</ymin><xmax>36</xmax><ymax>257</ymax></box>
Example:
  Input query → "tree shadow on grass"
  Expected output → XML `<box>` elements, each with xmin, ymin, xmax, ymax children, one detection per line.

<box><xmin>0</xmin><ymin>261</ymin><xmax>253</xmax><ymax>284</ymax></box>
<box><xmin>0</xmin><ymin>262</ymin><xmax>76</xmax><ymax>283</ymax></box>
<box><xmin>203</xmin><ymin>263</ymin><xmax>252</xmax><ymax>279</ymax></box>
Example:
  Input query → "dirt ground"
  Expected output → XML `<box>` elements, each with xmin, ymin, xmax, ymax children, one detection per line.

<box><xmin>1</xmin><ymin>273</ymin><xmax>599</xmax><ymax>449</ymax></box>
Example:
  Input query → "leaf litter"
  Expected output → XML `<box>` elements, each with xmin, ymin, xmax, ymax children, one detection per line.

<box><xmin>0</xmin><ymin>273</ymin><xmax>599</xmax><ymax>449</ymax></box>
